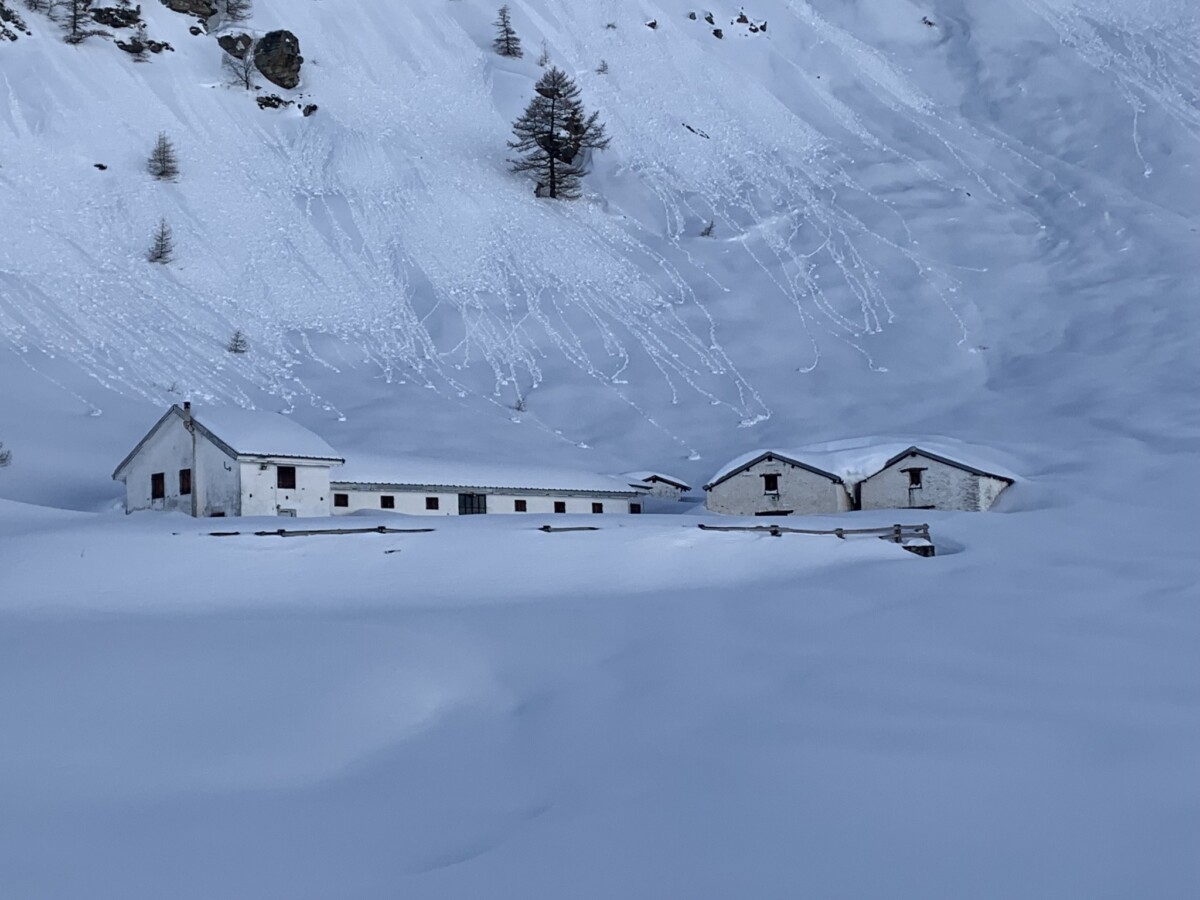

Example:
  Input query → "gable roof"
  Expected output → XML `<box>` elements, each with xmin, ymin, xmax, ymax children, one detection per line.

<box><xmin>704</xmin><ymin>451</ymin><xmax>843</xmax><ymax>491</ymax></box>
<box><xmin>334</xmin><ymin>454</ymin><xmax>639</xmax><ymax>497</ymax></box>
<box><xmin>113</xmin><ymin>404</ymin><xmax>342</xmax><ymax>480</ymax></box>
<box><xmin>623</xmin><ymin>471</ymin><xmax>693</xmax><ymax>491</ymax></box>
<box><xmin>705</xmin><ymin>437</ymin><xmax>1018</xmax><ymax>491</ymax></box>
<box><xmin>872</xmin><ymin>446</ymin><xmax>1015</xmax><ymax>484</ymax></box>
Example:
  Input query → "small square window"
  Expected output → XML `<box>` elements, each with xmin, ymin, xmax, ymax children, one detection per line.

<box><xmin>333</xmin><ymin>493</ymin><xmax>349</xmax><ymax>508</ymax></box>
<box><xmin>514</xmin><ymin>499</ymin><xmax>527</xmax><ymax>512</ymax></box>
<box><xmin>630</xmin><ymin>502</ymin><xmax>642</xmax><ymax>514</ymax></box>
<box><xmin>906</xmin><ymin>468</ymin><xmax>924</xmax><ymax>488</ymax></box>
<box><xmin>554</xmin><ymin>501</ymin><xmax>567</xmax><ymax>514</ymax></box>
<box><xmin>762</xmin><ymin>473</ymin><xmax>779</xmax><ymax>493</ymax></box>
<box><xmin>179</xmin><ymin>468</ymin><xmax>192</xmax><ymax>496</ymax></box>
<box><xmin>380</xmin><ymin>495</ymin><xmax>395</xmax><ymax>509</ymax></box>
<box><xmin>151</xmin><ymin>472</ymin><xmax>165</xmax><ymax>500</ymax></box>
<box><xmin>277</xmin><ymin>466</ymin><xmax>297</xmax><ymax>490</ymax></box>
<box><xmin>592</xmin><ymin>502</ymin><xmax>604</xmax><ymax>514</ymax></box>
<box><xmin>425</xmin><ymin>496</ymin><xmax>439</xmax><ymax>510</ymax></box>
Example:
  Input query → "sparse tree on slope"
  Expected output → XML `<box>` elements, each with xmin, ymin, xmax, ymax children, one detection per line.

<box><xmin>226</xmin><ymin>329</ymin><xmax>248</xmax><ymax>353</ymax></box>
<box><xmin>223</xmin><ymin>0</ymin><xmax>252</xmax><ymax>23</ymax></box>
<box><xmin>147</xmin><ymin>218</ymin><xmax>174</xmax><ymax>263</ymax></box>
<box><xmin>57</xmin><ymin>0</ymin><xmax>97</xmax><ymax>43</ymax></box>
<box><xmin>492</xmin><ymin>5</ymin><xmax>522</xmax><ymax>58</ymax></box>
<box><xmin>508</xmin><ymin>67</ymin><xmax>609</xmax><ymax>200</ymax></box>
<box><xmin>223</xmin><ymin>49</ymin><xmax>256</xmax><ymax>90</ymax></box>
<box><xmin>147</xmin><ymin>132</ymin><xmax>179</xmax><ymax>180</ymax></box>
<box><xmin>0</xmin><ymin>441</ymin><xmax>11</xmax><ymax>467</ymax></box>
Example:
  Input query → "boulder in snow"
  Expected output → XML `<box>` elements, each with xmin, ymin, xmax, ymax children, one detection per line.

<box><xmin>254</xmin><ymin>30</ymin><xmax>303</xmax><ymax>90</ymax></box>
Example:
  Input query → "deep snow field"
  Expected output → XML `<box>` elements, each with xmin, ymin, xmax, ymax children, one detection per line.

<box><xmin>1</xmin><ymin>0</ymin><xmax>1199</xmax><ymax>897</ymax></box>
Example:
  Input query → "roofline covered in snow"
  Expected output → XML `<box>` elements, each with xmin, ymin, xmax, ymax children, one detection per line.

<box><xmin>112</xmin><ymin>405</ymin><xmax>343</xmax><ymax>480</ymax></box>
<box><xmin>874</xmin><ymin>446</ymin><xmax>1015</xmax><ymax>484</ymax></box>
<box><xmin>630</xmin><ymin>474</ymin><xmax>692</xmax><ymax>491</ymax></box>
<box><xmin>703</xmin><ymin>451</ymin><xmax>844</xmax><ymax>491</ymax></box>
<box><xmin>331</xmin><ymin>481</ymin><xmax>640</xmax><ymax>499</ymax></box>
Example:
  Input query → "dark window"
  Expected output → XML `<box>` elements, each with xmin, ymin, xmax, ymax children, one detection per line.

<box><xmin>906</xmin><ymin>468</ymin><xmax>924</xmax><ymax>488</ymax></box>
<box><xmin>151</xmin><ymin>472</ymin><xmax>165</xmax><ymax>500</ymax></box>
<box><xmin>277</xmin><ymin>466</ymin><xmax>296</xmax><ymax>490</ymax></box>
<box><xmin>554</xmin><ymin>501</ymin><xmax>567</xmax><ymax>514</ymax></box>
<box><xmin>380</xmin><ymin>495</ymin><xmax>395</xmax><ymax>509</ymax></box>
<box><xmin>334</xmin><ymin>493</ymin><xmax>349</xmax><ymax>508</ymax></box>
<box><xmin>755</xmin><ymin>510</ymin><xmax>792</xmax><ymax>516</ymax></box>
<box><xmin>630</xmin><ymin>502</ymin><xmax>642</xmax><ymax>514</ymax></box>
<box><xmin>178</xmin><ymin>468</ymin><xmax>192</xmax><ymax>495</ymax></box>
<box><xmin>514</xmin><ymin>499</ymin><xmax>527</xmax><ymax>512</ymax></box>
<box><xmin>592</xmin><ymin>502</ymin><xmax>604</xmax><ymax>514</ymax></box>
<box><xmin>762</xmin><ymin>473</ymin><xmax>779</xmax><ymax>493</ymax></box>
<box><xmin>425</xmin><ymin>496</ymin><xmax>439</xmax><ymax>510</ymax></box>
<box><xmin>458</xmin><ymin>493</ymin><xmax>487</xmax><ymax>515</ymax></box>
<box><xmin>210</xmin><ymin>511</ymin><xmax>226</xmax><ymax>518</ymax></box>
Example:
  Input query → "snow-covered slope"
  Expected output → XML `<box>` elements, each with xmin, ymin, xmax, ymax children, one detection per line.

<box><xmin>1</xmin><ymin>2</ymin><xmax>1198</xmax><ymax>898</ymax></box>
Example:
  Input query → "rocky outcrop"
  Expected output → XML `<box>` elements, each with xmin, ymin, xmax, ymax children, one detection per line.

<box><xmin>217</xmin><ymin>31</ymin><xmax>252</xmax><ymax>59</ymax></box>
<box><xmin>1</xmin><ymin>1</ymin><xmax>32</xmax><ymax>41</ymax></box>
<box><xmin>254</xmin><ymin>30</ymin><xmax>303</xmax><ymax>89</ymax></box>
<box><xmin>92</xmin><ymin>6</ymin><xmax>142</xmax><ymax>29</ymax></box>
<box><xmin>159</xmin><ymin>0</ymin><xmax>216</xmax><ymax>19</ymax></box>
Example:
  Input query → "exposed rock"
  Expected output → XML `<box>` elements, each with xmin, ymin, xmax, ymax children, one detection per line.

<box><xmin>160</xmin><ymin>0</ymin><xmax>216</xmax><ymax>18</ymax></box>
<box><xmin>92</xmin><ymin>6</ymin><xmax>142</xmax><ymax>29</ymax></box>
<box><xmin>94</xmin><ymin>163</ymin><xmax>108</xmax><ymax>170</ymax></box>
<box><xmin>0</xmin><ymin>0</ymin><xmax>31</xmax><ymax>41</ymax></box>
<box><xmin>302</xmin><ymin>103</ymin><xmax>318</xmax><ymax>117</ymax></box>
<box><xmin>254</xmin><ymin>29</ymin><xmax>303</xmax><ymax>89</ymax></box>
<box><xmin>256</xmin><ymin>93</ymin><xmax>292</xmax><ymax>110</ymax></box>
<box><xmin>217</xmin><ymin>31</ymin><xmax>252</xmax><ymax>59</ymax></box>
<box><xmin>188</xmin><ymin>25</ymin><xmax>202</xmax><ymax>35</ymax></box>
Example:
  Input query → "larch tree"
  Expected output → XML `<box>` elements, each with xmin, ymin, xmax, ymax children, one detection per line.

<box><xmin>508</xmin><ymin>67</ymin><xmax>609</xmax><ymax>200</ymax></box>
<box><xmin>223</xmin><ymin>0</ymin><xmax>252</xmax><ymax>22</ymax></box>
<box><xmin>147</xmin><ymin>218</ymin><xmax>174</xmax><ymax>263</ymax></box>
<box><xmin>492</xmin><ymin>5</ymin><xmax>521</xmax><ymax>58</ymax></box>
<box><xmin>223</xmin><ymin>49</ymin><xmax>257</xmax><ymax>90</ymax></box>
<box><xmin>147</xmin><ymin>132</ymin><xmax>179</xmax><ymax>180</ymax></box>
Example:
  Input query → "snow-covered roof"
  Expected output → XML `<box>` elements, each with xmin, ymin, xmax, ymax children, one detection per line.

<box><xmin>189</xmin><ymin>406</ymin><xmax>343</xmax><ymax>462</ymax></box>
<box><xmin>623</xmin><ymin>471</ymin><xmax>693</xmax><ymax>491</ymax></box>
<box><xmin>705</xmin><ymin>437</ymin><xmax>1017</xmax><ymax>490</ymax></box>
<box><xmin>334</xmin><ymin>454</ymin><xmax>639</xmax><ymax>496</ymax></box>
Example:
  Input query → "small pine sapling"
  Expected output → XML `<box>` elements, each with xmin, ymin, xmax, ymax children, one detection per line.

<box><xmin>492</xmin><ymin>5</ymin><xmax>522</xmax><ymax>58</ymax></box>
<box><xmin>700</xmin><ymin>220</ymin><xmax>715</xmax><ymax>237</ymax></box>
<box><xmin>226</xmin><ymin>329</ymin><xmax>249</xmax><ymax>354</ymax></box>
<box><xmin>147</xmin><ymin>219</ymin><xmax>174</xmax><ymax>263</ymax></box>
<box><xmin>0</xmin><ymin>441</ymin><xmax>11</xmax><ymax>467</ymax></box>
<box><xmin>147</xmin><ymin>132</ymin><xmax>179</xmax><ymax>180</ymax></box>
<box><xmin>595</xmin><ymin>58</ymin><xmax>608</xmax><ymax>74</ymax></box>
<box><xmin>536</xmin><ymin>38</ymin><xmax>549</xmax><ymax>66</ymax></box>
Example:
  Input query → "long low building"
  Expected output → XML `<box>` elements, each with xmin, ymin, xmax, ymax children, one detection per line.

<box><xmin>331</xmin><ymin>456</ymin><xmax>644</xmax><ymax>516</ymax></box>
<box><xmin>114</xmin><ymin>404</ymin><xmax>646</xmax><ymax>518</ymax></box>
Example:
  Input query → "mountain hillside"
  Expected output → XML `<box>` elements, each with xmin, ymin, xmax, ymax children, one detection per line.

<box><xmin>2</xmin><ymin>0</ymin><xmax>1196</xmax><ymax>501</ymax></box>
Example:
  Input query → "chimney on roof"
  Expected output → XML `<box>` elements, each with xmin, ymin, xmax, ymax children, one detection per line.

<box><xmin>182</xmin><ymin>401</ymin><xmax>192</xmax><ymax>424</ymax></box>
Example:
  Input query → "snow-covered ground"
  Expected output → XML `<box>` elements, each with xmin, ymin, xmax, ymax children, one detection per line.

<box><xmin>1</xmin><ymin>0</ymin><xmax>1198</xmax><ymax>896</ymax></box>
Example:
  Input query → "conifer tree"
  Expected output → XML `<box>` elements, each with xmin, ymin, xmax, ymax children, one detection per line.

<box><xmin>147</xmin><ymin>219</ymin><xmax>174</xmax><ymax>263</ymax></box>
<box><xmin>508</xmin><ymin>67</ymin><xmax>609</xmax><ymax>200</ymax></box>
<box><xmin>226</xmin><ymin>329</ymin><xmax>248</xmax><ymax>353</ymax></box>
<box><xmin>0</xmin><ymin>441</ymin><xmax>11</xmax><ymax>467</ymax></box>
<box><xmin>492</xmin><ymin>5</ymin><xmax>521</xmax><ymax>58</ymax></box>
<box><xmin>224</xmin><ymin>0</ymin><xmax>252</xmax><ymax>22</ymax></box>
<box><xmin>147</xmin><ymin>132</ymin><xmax>179</xmax><ymax>180</ymax></box>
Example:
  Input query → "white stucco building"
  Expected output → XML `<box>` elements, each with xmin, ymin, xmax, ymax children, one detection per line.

<box><xmin>331</xmin><ymin>456</ymin><xmax>645</xmax><ymax>516</ymax></box>
<box><xmin>623</xmin><ymin>471</ymin><xmax>692</xmax><ymax>500</ymax></box>
<box><xmin>704</xmin><ymin>451</ymin><xmax>853</xmax><ymax>516</ymax></box>
<box><xmin>113</xmin><ymin>403</ymin><xmax>344</xmax><ymax>517</ymax></box>
<box><xmin>856</xmin><ymin>446</ymin><xmax>1013</xmax><ymax>512</ymax></box>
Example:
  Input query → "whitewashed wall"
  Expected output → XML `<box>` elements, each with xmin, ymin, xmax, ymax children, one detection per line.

<box><xmin>240</xmin><ymin>461</ymin><xmax>334</xmax><ymax>517</ymax></box>
<box><xmin>706</xmin><ymin>457</ymin><xmax>851</xmax><ymax>516</ymax></box>
<box><xmin>858</xmin><ymin>452</ymin><xmax>1010</xmax><ymax>512</ymax></box>
<box><xmin>119</xmin><ymin>414</ymin><xmax>194</xmax><ymax>514</ymax></box>
<box><xmin>194</xmin><ymin>431</ymin><xmax>240</xmax><ymax>517</ymax></box>
<box><xmin>330</xmin><ymin>486</ymin><xmax>639</xmax><ymax>516</ymax></box>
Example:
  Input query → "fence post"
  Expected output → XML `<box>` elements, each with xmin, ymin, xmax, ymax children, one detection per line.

<box><xmin>834</xmin><ymin>528</ymin><xmax>845</xmax><ymax>539</ymax></box>
<box><xmin>892</xmin><ymin>524</ymin><xmax>902</xmax><ymax>543</ymax></box>
<box><xmin>769</xmin><ymin>524</ymin><xmax>781</xmax><ymax>537</ymax></box>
